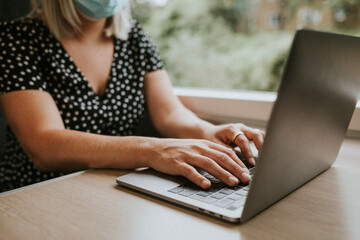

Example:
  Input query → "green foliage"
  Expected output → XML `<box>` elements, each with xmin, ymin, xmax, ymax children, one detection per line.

<box><xmin>269</xmin><ymin>50</ymin><xmax>289</xmax><ymax>91</ymax></box>
<box><xmin>132</xmin><ymin>0</ymin><xmax>360</xmax><ymax>92</ymax></box>
<box><xmin>210</xmin><ymin>0</ymin><xmax>252</xmax><ymax>32</ymax></box>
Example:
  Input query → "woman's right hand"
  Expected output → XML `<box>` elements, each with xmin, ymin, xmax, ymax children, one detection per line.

<box><xmin>148</xmin><ymin>139</ymin><xmax>252</xmax><ymax>189</ymax></box>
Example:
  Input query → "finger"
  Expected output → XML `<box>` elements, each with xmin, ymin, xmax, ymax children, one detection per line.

<box><xmin>215</xmin><ymin>124</ymin><xmax>244</xmax><ymax>145</ymax></box>
<box><xmin>190</xmin><ymin>144</ymin><xmax>251</xmax><ymax>184</ymax></box>
<box><xmin>179</xmin><ymin>163</ymin><xmax>211</xmax><ymax>189</ymax></box>
<box><xmin>261</xmin><ymin>130</ymin><xmax>266</xmax><ymax>138</ymax></box>
<box><xmin>244</xmin><ymin>128</ymin><xmax>265</xmax><ymax>150</ymax></box>
<box><xmin>207</xmin><ymin>141</ymin><xmax>247</xmax><ymax>169</ymax></box>
<box><xmin>252</xmin><ymin>128</ymin><xmax>265</xmax><ymax>138</ymax></box>
<box><xmin>233</xmin><ymin>133</ymin><xmax>256</xmax><ymax>166</ymax></box>
<box><xmin>187</xmin><ymin>155</ymin><xmax>245</xmax><ymax>186</ymax></box>
<box><xmin>206</xmin><ymin>149</ymin><xmax>252</xmax><ymax>183</ymax></box>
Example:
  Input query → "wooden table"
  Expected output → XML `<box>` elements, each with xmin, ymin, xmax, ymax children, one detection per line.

<box><xmin>1</xmin><ymin>138</ymin><xmax>360</xmax><ymax>240</ymax></box>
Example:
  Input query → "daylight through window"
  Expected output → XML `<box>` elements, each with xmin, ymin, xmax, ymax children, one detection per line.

<box><xmin>133</xmin><ymin>0</ymin><xmax>360</xmax><ymax>92</ymax></box>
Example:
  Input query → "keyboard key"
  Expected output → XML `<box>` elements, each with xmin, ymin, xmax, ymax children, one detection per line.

<box><xmin>227</xmin><ymin>194</ymin><xmax>245</xmax><ymax>201</ymax></box>
<box><xmin>235</xmin><ymin>189</ymin><xmax>248</xmax><ymax>196</ymax></box>
<box><xmin>182</xmin><ymin>183</ymin><xmax>200</xmax><ymax>190</ymax></box>
<box><xmin>190</xmin><ymin>194</ymin><xmax>217</xmax><ymax>204</ymax></box>
<box><xmin>178</xmin><ymin>189</ymin><xmax>198</xmax><ymax>197</ymax></box>
<box><xmin>209</xmin><ymin>179</ymin><xmax>221</xmax><ymax>184</ymax></box>
<box><xmin>168</xmin><ymin>186</ymin><xmax>184</xmax><ymax>194</ymax></box>
<box><xmin>197</xmin><ymin>169</ymin><xmax>208</xmax><ymax>176</ymax></box>
<box><xmin>219</xmin><ymin>189</ymin><xmax>235</xmax><ymax>195</ymax></box>
<box><xmin>203</xmin><ymin>173</ymin><xmax>216</xmax><ymax>180</ymax></box>
<box><xmin>210</xmin><ymin>192</ymin><xmax>227</xmax><ymax>200</ymax></box>
<box><xmin>209</xmin><ymin>182</ymin><xmax>226</xmax><ymax>191</ymax></box>
<box><xmin>227</xmin><ymin>205</ymin><xmax>243</xmax><ymax>211</ymax></box>
<box><xmin>196</xmin><ymin>191</ymin><xmax>212</xmax><ymax>197</ymax></box>
<box><xmin>213</xmin><ymin>198</ymin><xmax>235</xmax><ymax>208</ymax></box>
<box><xmin>227</xmin><ymin>198</ymin><xmax>246</xmax><ymax>210</ymax></box>
<box><xmin>228</xmin><ymin>185</ymin><xmax>243</xmax><ymax>190</ymax></box>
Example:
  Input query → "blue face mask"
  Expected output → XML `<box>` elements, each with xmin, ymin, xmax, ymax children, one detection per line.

<box><xmin>73</xmin><ymin>0</ymin><xmax>129</xmax><ymax>20</ymax></box>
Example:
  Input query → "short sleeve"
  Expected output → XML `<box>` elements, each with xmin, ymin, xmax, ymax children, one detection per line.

<box><xmin>0</xmin><ymin>20</ymin><xmax>47</xmax><ymax>95</ymax></box>
<box><xmin>130</xmin><ymin>21</ymin><xmax>164</xmax><ymax>73</ymax></box>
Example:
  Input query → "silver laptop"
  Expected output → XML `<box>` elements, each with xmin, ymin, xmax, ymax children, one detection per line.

<box><xmin>116</xmin><ymin>29</ymin><xmax>359</xmax><ymax>223</ymax></box>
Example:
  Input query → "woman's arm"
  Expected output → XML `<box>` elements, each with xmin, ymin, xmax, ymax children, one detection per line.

<box><xmin>144</xmin><ymin>70</ymin><xmax>265</xmax><ymax>165</ymax></box>
<box><xmin>0</xmin><ymin>89</ymin><xmax>251</xmax><ymax>189</ymax></box>
<box><xmin>143</xmin><ymin>70</ymin><xmax>212</xmax><ymax>139</ymax></box>
<box><xmin>0</xmin><ymin>90</ymin><xmax>153</xmax><ymax>171</ymax></box>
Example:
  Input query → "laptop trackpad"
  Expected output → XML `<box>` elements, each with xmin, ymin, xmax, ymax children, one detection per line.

<box><xmin>117</xmin><ymin>168</ymin><xmax>185</xmax><ymax>192</ymax></box>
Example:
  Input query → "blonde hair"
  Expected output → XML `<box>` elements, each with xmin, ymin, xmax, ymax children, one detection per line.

<box><xmin>28</xmin><ymin>0</ymin><xmax>132</xmax><ymax>40</ymax></box>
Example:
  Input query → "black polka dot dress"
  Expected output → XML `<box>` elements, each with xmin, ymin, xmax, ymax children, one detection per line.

<box><xmin>0</xmin><ymin>18</ymin><xmax>163</xmax><ymax>192</ymax></box>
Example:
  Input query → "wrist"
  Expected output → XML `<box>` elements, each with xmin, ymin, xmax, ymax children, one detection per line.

<box><xmin>195</xmin><ymin>120</ymin><xmax>216</xmax><ymax>141</ymax></box>
<box><xmin>103</xmin><ymin>136</ymin><xmax>161</xmax><ymax>170</ymax></box>
<box><xmin>138</xmin><ymin>137</ymin><xmax>164</xmax><ymax>168</ymax></box>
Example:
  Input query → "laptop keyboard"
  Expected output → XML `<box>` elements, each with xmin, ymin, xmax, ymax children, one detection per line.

<box><xmin>168</xmin><ymin>167</ymin><xmax>255</xmax><ymax>211</ymax></box>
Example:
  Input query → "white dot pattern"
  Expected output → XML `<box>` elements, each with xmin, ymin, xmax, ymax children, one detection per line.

<box><xmin>0</xmin><ymin>18</ymin><xmax>163</xmax><ymax>192</ymax></box>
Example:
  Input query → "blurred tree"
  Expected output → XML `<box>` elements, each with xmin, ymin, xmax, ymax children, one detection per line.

<box><xmin>131</xmin><ymin>0</ymin><xmax>360</xmax><ymax>92</ymax></box>
<box><xmin>210</xmin><ymin>0</ymin><xmax>252</xmax><ymax>32</ymax></box>
<box><xmin>280</xmin><ymin>0</ymin><xmax>360</xmax><ymax>30</ymax></box>
<box><xmin>270</xmin><ymin>50</ymin><xmax>289</xmax><ymax>91</ymax></box>
<box><xmin>131</xmin><ymin>1</ymin><xmax>154</xmax><ymax>24</ymax></box>
<box><xmin>330</xmin><ymin>0</ymin><xmax>360</xmax><ymax>29</ymax></box>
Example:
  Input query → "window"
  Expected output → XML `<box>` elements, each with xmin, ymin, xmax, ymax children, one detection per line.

<box><xmin>132</xmin><ymin>0</ymin><xmax>360</xmax><ymax>93</ymax></box>
<box><xmin>267</xmin><ymin>13</ymin><xmax>285</xmax><ymax>29</ymax></box>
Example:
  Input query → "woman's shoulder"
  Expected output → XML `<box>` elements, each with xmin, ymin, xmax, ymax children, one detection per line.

<box><xmin>128</xmin><ymin>19</ymin><xmax>155</xmax><ymax>45</ymax></box>
<box><xmin>128</xmin><ymin>20</ymin><xmax>142</xmax><ymax>37</ymax></box>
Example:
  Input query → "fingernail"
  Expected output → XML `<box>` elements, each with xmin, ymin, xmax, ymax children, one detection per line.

<box><xmin>241</xmin><ymin>172</ymin><xmax>251</xmax><ymax>182</ymax></box>
<box><xmin>228</xmin><ymin>176</ymin><xmax>239</xmax><ymax>185</ymax></box>
<box><xmin>249</xmin><ymin>158</ymin><xmax>256</xmax><ymax>166</ymax></box>
<box><xmin>201</xmin><ymin>179</ymin><xmax>210</xmax><ymax>188</ymax></box>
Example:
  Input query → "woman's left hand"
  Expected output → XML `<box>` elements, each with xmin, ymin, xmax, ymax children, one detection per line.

<box><xmin>204</xmin><ymin>123</ymin><xmax>265</xmax><ymax>166</ymax></box>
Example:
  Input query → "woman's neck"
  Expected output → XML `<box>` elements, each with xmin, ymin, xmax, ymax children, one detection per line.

<box><xmin>75</xmin><ymin>14</ymin><xmax>108</xmax><ymax>43</ymax></box>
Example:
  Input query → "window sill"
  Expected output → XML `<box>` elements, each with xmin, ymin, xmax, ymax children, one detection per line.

<box><xmin>174</xmin><ymin>87</ymin><xmax>360</xmax><ymax>138</ymax></box>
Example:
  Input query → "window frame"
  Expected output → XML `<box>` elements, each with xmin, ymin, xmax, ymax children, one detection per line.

<box><xmin>174</xmin><ymin>87</ymin><xmax>360</xmax><ymax>138</ymax></box>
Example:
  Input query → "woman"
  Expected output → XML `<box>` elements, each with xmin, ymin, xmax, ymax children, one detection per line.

<box><xmin>0</xmin><ymin>0</ymin><xmax>265</xmax><ymax>192</ymax></box>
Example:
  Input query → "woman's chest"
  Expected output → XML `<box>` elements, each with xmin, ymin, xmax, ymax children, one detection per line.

<box><xmin>60</xmin><ymin>39</ymin><xmax>114</xmax><ymax>97</ymax></box>
<box><xmin>40</xmin><ymin>41</ymin><xmax>146</xmax><ymax>135</ymax></box>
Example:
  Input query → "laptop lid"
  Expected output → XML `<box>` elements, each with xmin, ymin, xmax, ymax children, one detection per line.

<box><xmin>241</xmin><ymin>29</ymin><xmax>359</xmax><ymax>222</ymax></box>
